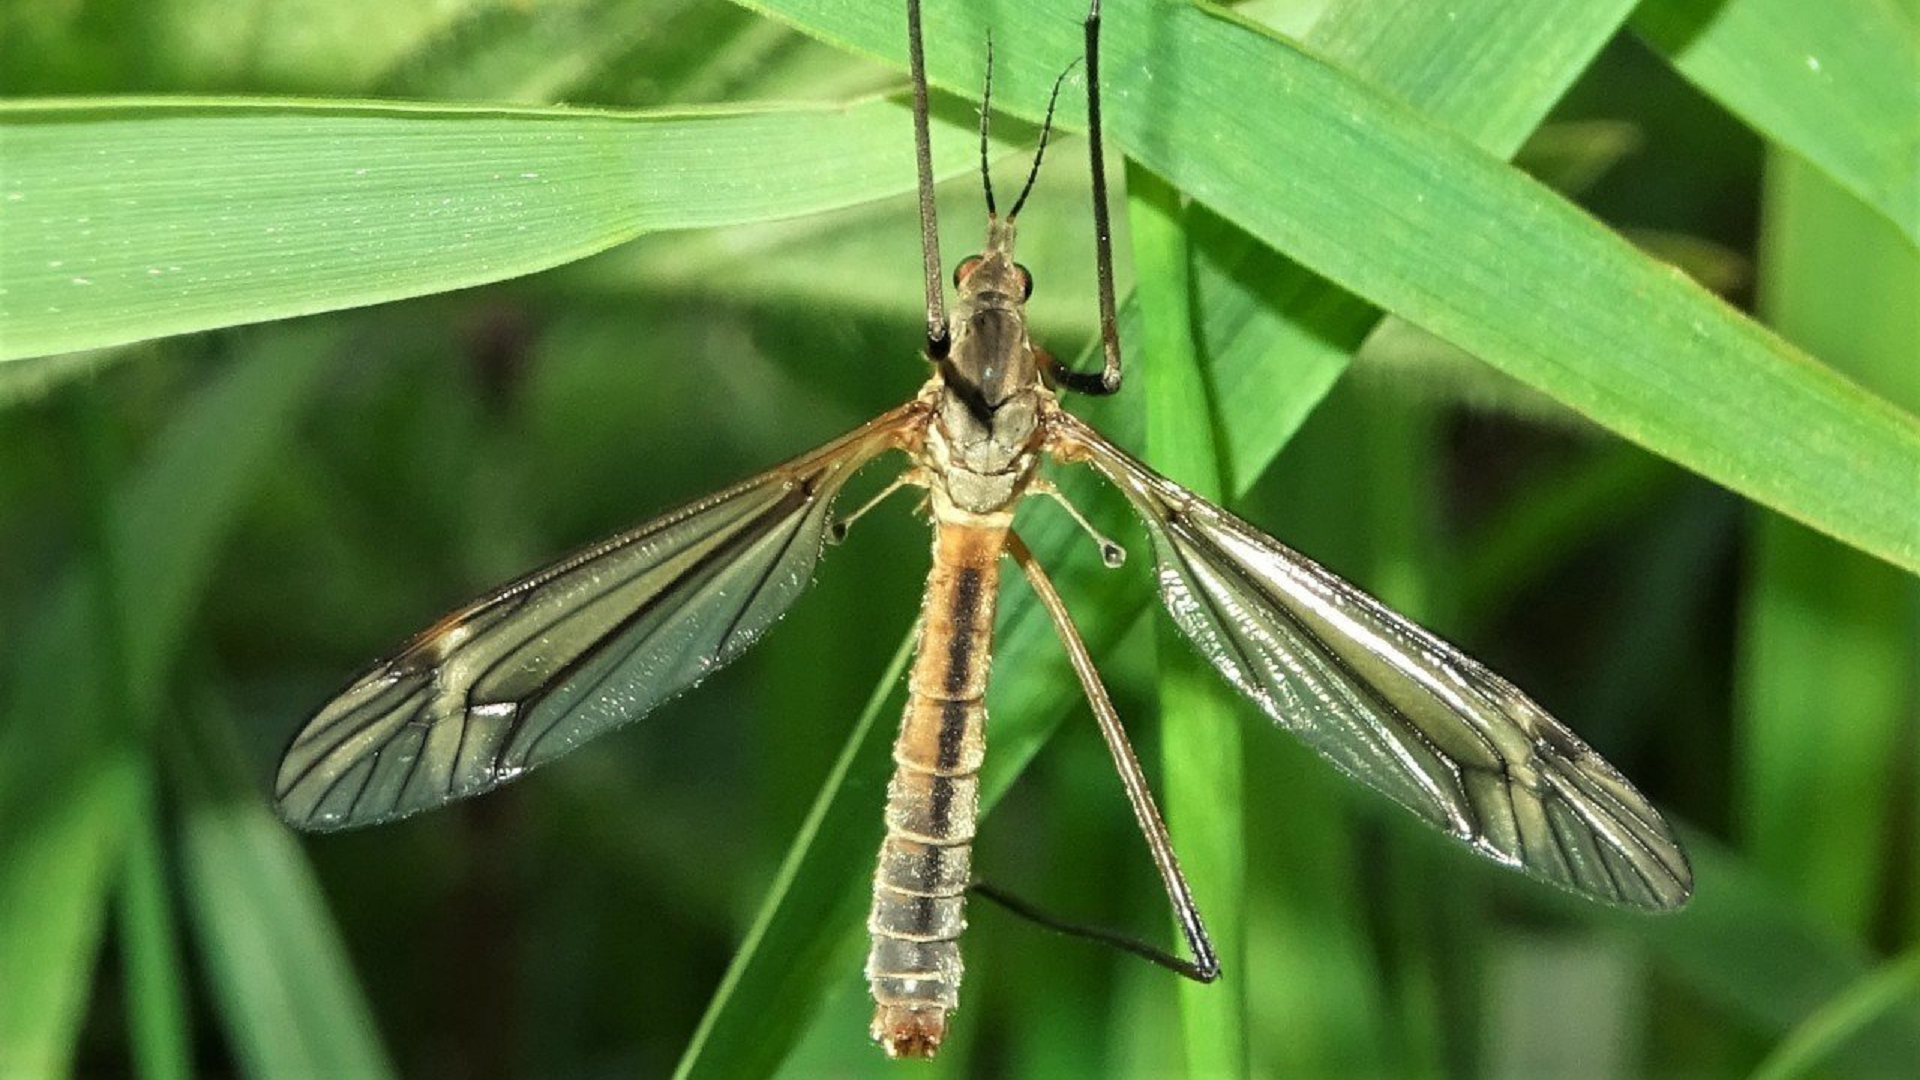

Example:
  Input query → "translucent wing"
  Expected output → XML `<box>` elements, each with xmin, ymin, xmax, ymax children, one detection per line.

<box><xmin>1059</xmin><ymin>415</ymin><xmax>1692</xmax><ymax>910</ymax></box>
<box><xmin>276</xmin><ymin>404</ymin><xmax>922</xmax><ymax>831</ymax></box>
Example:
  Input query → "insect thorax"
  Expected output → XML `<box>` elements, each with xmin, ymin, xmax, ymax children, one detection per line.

<box><xmin>920</xmin><ymin>374</ymin><xmax>1044</xmax><ymax>517</ymax></box>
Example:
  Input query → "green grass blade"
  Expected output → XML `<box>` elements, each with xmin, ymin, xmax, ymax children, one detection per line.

<box><xmin>170</xmin><ymin>690</ymin><xmax>398</xmax><ymax>1080</ymax></box>
<box><xmin>1633</xmin><ymin>0</ymin><xmax>1920</xmax><ymax>245</ymax></box>
<box><xmin>753</xmin><ymin>0</ymin><xmax>1920</xmax><ymax>573</ymax></box>
<box><xmin>0</xmin><ymin>748</ymin><xmax>141</xmax><ymax>1078</ymax></box>
<box><xmin>1750</xmin><ymin>948</ymin><xmax>1920</xmax><ymax>1080</ymax></box>
<box><xmin>0</xmin><ymin>361</ymin><xmax>142</xmax><ymax>1079</ymax></box>
<box><xmin>119</xmin><ymin>781</ymin><xmax>194</xmax><ymax>1080</ymax></box>
<box><xmin>1738</xmin><ymin>152</ymin><xmax>1919</xmax><ymax>937</ymax></box>
<box><xmin>1130</xmin><ymin>163</ymin><xmax>1247</xmax><ymax>1076</ymax></box>
<box><xmin>1309</xmin><ymin>0</ymin><xmax>1636</xmax><ymax>151</ymax></box>
<box><xmin>0</xmin><ymin>96</ymin><xmax>1005</xmax><ymax>361</ymax></box>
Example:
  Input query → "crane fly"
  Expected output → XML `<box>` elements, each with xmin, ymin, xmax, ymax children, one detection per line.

<box><xmin>275</xmin><ymin>0</ymin><xmax>1694</xmax><ymax>1058</ymax></box>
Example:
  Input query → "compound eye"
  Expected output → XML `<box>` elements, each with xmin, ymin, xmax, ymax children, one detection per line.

<box><xmin>952</xmin><ymin>255</ymin><xmax>984</xmax><ymax>288</ymax></box>
<box><xmin>1014</xmin><ymin>262</ymin><xmax>1033</xmax><ymax>301</ymax></box>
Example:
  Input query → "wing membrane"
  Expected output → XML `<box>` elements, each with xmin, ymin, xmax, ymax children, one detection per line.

<box><xmin>276</xmin><ymin>404</ymin><xmax>922</xmax><ymax>831</ymax></box>
<box><xmin>1060</xmin><ymin>415</ymin><xmax>1691</xmax><ymax>910</ymax></box>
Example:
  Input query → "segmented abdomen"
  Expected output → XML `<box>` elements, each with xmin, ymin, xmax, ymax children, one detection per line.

<box><xmin>866</xmin><ymin>521</ymin><xmax>1003</xmax><ymax>1058</ymax></box>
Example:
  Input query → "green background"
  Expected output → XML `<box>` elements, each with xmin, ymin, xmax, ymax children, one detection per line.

<box><xmin>2</xmin><ymin>1</ymin><xmax>1915</xmax><ymax>1077</ymax></box>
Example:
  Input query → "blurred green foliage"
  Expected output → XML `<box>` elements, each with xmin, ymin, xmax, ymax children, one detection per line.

<box><xmin>1</xmin><ymin>2</ymin><xmax>1915</xmax><ymax>1078</ymax></box>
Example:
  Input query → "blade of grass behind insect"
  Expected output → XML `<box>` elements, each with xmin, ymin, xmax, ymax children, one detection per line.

<box><xmin>169</xmin><ymin>685</ymin><xmax>398</xmax><ymax>1080</ymax></box>
<box><xmin>681</xmin><ymin>1</ymin><xmax>1655</xmax><ymax>1071</ymax></box>
<box><xmin>1738</xmin><ymin>153</ymin><xmax>1919</xmax><ymax>939</ymax></box>
<box><xmin>0</xmin><ymin>327</ymin><xmax>334</xmax><ymax>1075</ymax></box>
<box><xmin>371</xmin><ymin>0</ymin><xmax>746</xmax><ymax>105</ymax></box>
<box><xmin>0</xmin><ymin>734</ymin><xmax>140</xmax><ymax>1078</ymax></box>
<box><xmin>0</xmin><ymin>96</ymin><xmax>1014</xmax><ymax>361</ymax></box>
<box><xmin>118</xmin><ymin>779</ymin><xmax>193</xmax><ymax>1080</ymax></box>
<box><xmin>1129</xmin><ymin>162</ymin><xmax>1248</xmax><ymax>1076</ymax></box>
<box><xmin>0</xmin><ymin>358</ymin><xmax>144</xmax><ymax>1078</ymax></box>
<box><xmin>1632</xmin><ymin>0</ymin><xmax>1920</xmax><ymax>246</ymax></box>
<box><xmin>1750</xmin><ymin>948</ymin><xmax>1920</xmax><ymax>1080</ymax></box>
<box><xmin>1230</xmin><ymin>386</ymin><xmax>1402</xmax><ymax>1077</ymax></box>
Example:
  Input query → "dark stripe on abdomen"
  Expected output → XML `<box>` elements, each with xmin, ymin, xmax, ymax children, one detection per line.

<box><xmin>867</xmin><ymin>522</ymin><xmax>1005</xmax><ymax>1057</ymax></box>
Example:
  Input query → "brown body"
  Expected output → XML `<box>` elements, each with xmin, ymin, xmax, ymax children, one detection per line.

<box><xmin>865</xmin><ymin>520</ymin><xmax>1001</xmax><ymax>1055</ymax></box>
<box><xmin>866</xmin><ymin>218</ymin><xmax>1050</xmax><ymax>1056</ymax></box>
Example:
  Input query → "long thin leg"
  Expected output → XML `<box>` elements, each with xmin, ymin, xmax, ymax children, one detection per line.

<box><xmin>829</xmin><ymin>466</ymin><xmax>928</xmax><ymax>543</ymax></box>
<box><xmin>1006</xmin><ymin>531</ymin><xmax>1219</xmax><ymax>983</ymax></box>
<box><xmin>1078</xmin><ymin>0</ymin><xmax>1124</xmax><ymax>395</ymax></box>
<box><xmin>1026</xmin><ymin>477</ymin><xmax>1126</xmax><ymax>567</ymax></box>
<box><xmin>907</xmin><ymin>0</ymin><xmax>949</xmax><ymax>359</ymax></box>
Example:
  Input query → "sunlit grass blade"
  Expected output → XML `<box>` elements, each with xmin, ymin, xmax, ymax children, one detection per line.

<box><xmin>1129</xmin><ymin>162</ymin><xmax>1248</xmax><ymax>1075</ymax></box>
<box><xmin>1633</xmin><ymin>0</ymin><xmax>1920</xmax><ymax>245</ymax></box>
<box><xmin>0</xmin><ymin>96</ymin><xmax>1011</xmax><ymax>361</ymax></box>
<box><xmin>1307</xmin><ymin>0</ymin><xmax>1639</xmax><ymax>151</ymax></box>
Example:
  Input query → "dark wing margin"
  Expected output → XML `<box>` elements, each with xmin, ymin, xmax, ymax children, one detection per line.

<box><xmin>276</xmin><ymin>403</ymin><xmax>923</xmax><ymax>831</ymax></box>
<box><xmin>1057</xmin><ymin>415</ymin><xmax>1692</xmax><ymax>911</ymax></box>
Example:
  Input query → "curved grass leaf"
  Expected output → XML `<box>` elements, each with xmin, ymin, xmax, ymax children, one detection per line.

<box><xmin>0</xmin><ymin>95</ymin><xmax>1007</xmax><ymax>361</ymax></box>
<box><xmin>119</xmin><ymin>783</ymin><xmax>194</xmax><ymax>1080</ymax></box>
<box><xmin>0</xmin><ymin>748</ymin><xmax>141</xmax><ymax>1079</ymax></box>
<box><xmin>1749</xmin><ymin>948</ymin><xmax>1920</xmax><ymax>1080</ymax></box>
<box><xmin>1570</xmin><ymin>829</ymin><xmax>1920</xmax><ymax>1077</ymax></box>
